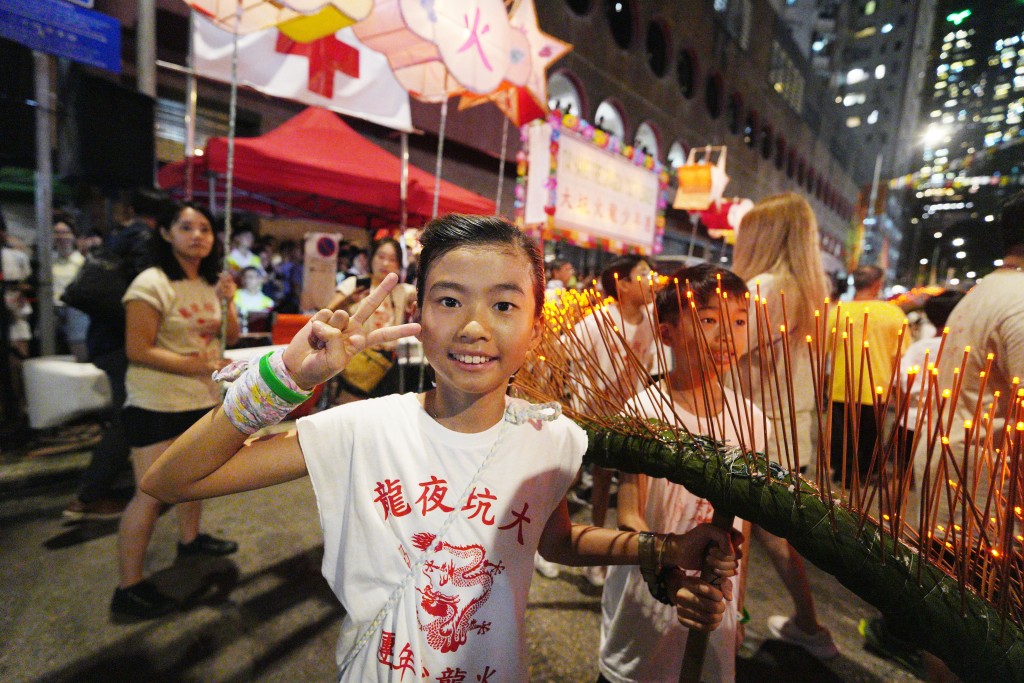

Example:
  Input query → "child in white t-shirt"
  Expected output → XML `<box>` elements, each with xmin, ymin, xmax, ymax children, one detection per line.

<box><xmin>141</xmin><ymin>215</ymin><xmax>741</xmax><ymax>682</ymax></box>
<box><xmin>599</xmin><ymin>263</ymin><xmax>766</xmax><ymax>683</ymax></box>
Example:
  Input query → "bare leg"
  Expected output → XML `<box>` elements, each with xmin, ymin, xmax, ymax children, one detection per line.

<box><xmin>117</xmin><ymin>438</ymin><xmax>174</xmax><ymax>588</ymax></box>
<box><xmin>753</xmin><ymin>524</ymin><xmax>819</xmax><ymax>633</ymax></box>
<box><xmin>176</xmin><ymin>500</ymin><xmax>202</xmax><ymax>545</ymax></box>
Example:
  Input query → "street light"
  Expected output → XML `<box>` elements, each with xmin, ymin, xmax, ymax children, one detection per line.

<box><xmin>951</xmin><ymin>237</ymin><xmax>965</xmax><ymax>247</ymax></box>
<box><xmin>955</xmin><ymin>250</ymin><xmax>967</xmax><ymax>259</ymax></box>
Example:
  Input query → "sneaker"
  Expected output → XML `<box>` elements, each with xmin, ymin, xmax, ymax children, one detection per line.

<box><xmin>177</xmin><ymin>533</ymin><xmax>239</xmax><ymax>557</ymax></box>
<box><xmin>63</xmin><ymin>498</ymin><xmax>127</xmax><ymax>520</ymax></box>
<box><xmin>583</xmin><ymin>564</ymin><xmax>606</xmax><ymax>587</ymax></box>
<box><xmin>111</xmin><ymin>580</ymin><xmax>176</xmax><ymax>619</ymax></box>
<box><xmin>860</xmin><ymin>617</ymin><xmax>925</xmax><ymax>678</ymax></box>
<box><xmin>533</xmin><ymin>552</ymin><xmax>559</xmax><ymax>579</ymax></box>
<box><xmin>767</xmin><ymin>615</ymin><xmax>840</xmax><ymax>659</ymax></box>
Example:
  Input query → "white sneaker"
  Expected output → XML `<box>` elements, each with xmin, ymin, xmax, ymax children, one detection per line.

<box><xmin>533</xmin><ymin>552</ymin><xmax>559</xmax><ymax>579</ymax></box>
<box><xmin>767</xmin><ymin>615</ymin><xmax>840</xmax><ymax>659</ymax></box>
<box><xmin>583</xmin><ymin>564</ymin><xmax>606</xmax><ymax>587</ymax></box>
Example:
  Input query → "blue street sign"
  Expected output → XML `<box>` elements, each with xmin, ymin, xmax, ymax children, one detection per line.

<box><xmin>0</xmin><ymin>0</ymin><xmax>121</xmax><ymax>73</ymax></box>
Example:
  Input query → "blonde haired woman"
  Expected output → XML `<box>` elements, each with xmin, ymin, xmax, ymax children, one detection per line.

<box><xmin>732</xmin><ymin>192</ymin><xmax>838</xmax><ymax>658</ymax></box>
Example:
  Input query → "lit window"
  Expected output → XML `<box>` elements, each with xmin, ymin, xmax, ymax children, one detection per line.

<box><xmin>847</xmin><ymin>116</ymin><xmax>862</xmax><ymax>127</ymax></box>
<box><xmin>867</xmin><ymin>110</ymin><xmax>879</xmax><ymax>124</ymax></box>
<box><xmin>843</xmin><ymin>92</ymin><xmax>867</xmax><ymax>106</ymax></box>
<box><xmin>881</xmin><ymin>23</ymin><xmax>893</xmax><ymax>34</ymax></box>
<box><xmin>847</xmin><ymin>68</ymin><xmax>868</xmax><ymax>84</ymax></box>
<box><xmin>864</xmin><ymin>1</ymin><xmax>876</xmax><ymax>16</ymax></box>
<box><xmin>855</xmin><ymin>27</ymin><xmax>876</xmax><ymax>39</ymax></box>
<box><xmin>875</xmin><ymin>64</ymin><xmax>886</xmax><ymax>79</ymax></box>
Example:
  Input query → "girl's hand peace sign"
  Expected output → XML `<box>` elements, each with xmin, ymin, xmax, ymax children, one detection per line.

<box><xmin>282</xmin><ymin>273</ymin><xmax>421</xmax><ymax>390</ymax></box>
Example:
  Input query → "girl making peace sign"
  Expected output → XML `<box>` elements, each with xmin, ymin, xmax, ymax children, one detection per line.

<box><xmin>142</xmin><ymin>214</ymin><xmax>740</xmax><ymax>681</ymax></box>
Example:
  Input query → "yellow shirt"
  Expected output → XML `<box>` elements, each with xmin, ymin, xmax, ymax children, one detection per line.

<box><xmin>827</xmin><ymin>299</ymin><xmax>909</xmax><ymax>404</ymax></box>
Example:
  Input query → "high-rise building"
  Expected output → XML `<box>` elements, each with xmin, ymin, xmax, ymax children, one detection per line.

<box><xmin>777</xmin><ymin>0</ymin><xmax>938</xmax><ymax>276</ymax></box>
<box><xmin>895</xmin><ymin>0</ymin><xmax>1024</xmax><ymax>284</ymax></box>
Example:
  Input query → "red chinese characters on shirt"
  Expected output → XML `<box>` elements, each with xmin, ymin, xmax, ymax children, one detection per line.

<box><xmin>374</xmin><ymin>479</ymin><xmax>413</xmax><ymax>519</ymax></box>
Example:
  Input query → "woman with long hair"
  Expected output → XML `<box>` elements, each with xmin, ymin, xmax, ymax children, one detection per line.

<box><xmin>111</xmin><ymin>203</ymin><xmax>240</xmax><ymax>619</ymax></box>
<box><xmin>731</xmin><ymin>192</ymin><xmax>839</xmax><ymax>658</ymax></box>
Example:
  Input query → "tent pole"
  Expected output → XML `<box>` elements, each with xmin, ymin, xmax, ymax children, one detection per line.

<box><xmin>184</xmin><ymin>10</ymin><xmax>198</xmax><ymax>201</ymax></box>
<box><xmin>432</xmin><ymin>97</ymin><xmax>449</xmax><ymax>219</ymax></box>
<box><xmin>495</xmin><ymin>115</ymin><xmax>509</xmax><ymax>217</ymax></box>
<box><xmin>400</xmin><ymin>131</ymin><xmax>409</xmax><ymax>230</ymax></box>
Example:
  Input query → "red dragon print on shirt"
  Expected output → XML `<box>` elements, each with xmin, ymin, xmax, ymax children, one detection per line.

<box><xmin>409</xmin><ymin>532</ymin><xmax>504</xmax><ymax>654</ymax></box>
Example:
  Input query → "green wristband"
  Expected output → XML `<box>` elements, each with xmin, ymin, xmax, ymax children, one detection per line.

<box><xmin>258</xmin><ymin>352</ymin><xmax>312</xmax><ymax>405</ymax></box>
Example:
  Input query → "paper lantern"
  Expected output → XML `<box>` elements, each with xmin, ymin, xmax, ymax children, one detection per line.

<box><xmin>673</xmin><ymin>146</ymin><xmax>729</xmax><ymax>211</ymax></box>
<box><xmin>457</xmin><ymin>0</ymin><xmax>571</xmax><ymax>126</ymax></box>
<box><xmin>186</xmin><ymin>0</ymin><xmax>370</xmax><ymax>35</ymax></box>
<box><xmin>354</xmin><ymin>0</ymin><xmax>511</xmax><ymax>102</ymax></box>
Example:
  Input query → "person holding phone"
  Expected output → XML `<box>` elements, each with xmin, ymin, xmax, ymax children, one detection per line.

<box><xmin>327</xmin><ymin>238</ymin><xmax>416</xmax><ymax>398</ymax></box>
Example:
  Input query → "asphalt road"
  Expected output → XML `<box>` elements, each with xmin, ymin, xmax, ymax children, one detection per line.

<box><xmin>0</xmin><ymin>463</ymin><xmax>922</xmax><ymax>682</ymax></box>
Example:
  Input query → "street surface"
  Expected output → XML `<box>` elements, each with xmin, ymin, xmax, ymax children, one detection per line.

<box><xmin>0</xmin><ymin>452</ymin><xmax>922</xmax><ymax>682</ymax></box>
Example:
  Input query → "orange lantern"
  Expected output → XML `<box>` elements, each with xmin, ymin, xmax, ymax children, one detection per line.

<box><xmin>673</xmin><ymin>146</ymin><xmax>729</xmax><ymax>211</ymax></box>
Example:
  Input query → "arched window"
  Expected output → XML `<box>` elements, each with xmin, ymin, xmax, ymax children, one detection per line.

<box><xmin>705</xmin><ymin>72</ymin><xmax>723</xmax><ymax>119</ymax></box>
<box><xmin>547</xmin><ymin>71</ymin><xmax>584</xmax><ymax>117</ymax></box>
<box><xmin>676</xmin><ymin>48</ymin><xmax>698</xmax><ymax>99</ymax></box>
<box><xmin>646</xmin><ymin>20</ymin><xmax>669</xmax><ymax>77</ymax></box>
<box><xmin>594</xmin><ymin>100</ymin><xmax>626</xmax><ymax>140</ymax></box>
<box><xmin>727</xmin><ymin>93</ymin><xmax>743</xmax><ymax>135</ymax></box>
<box><xmin>760</xmin><ymin>124</ymin><xmax>773</xmax><ymax>160</ymax></box>
<box><xmin>634</xmin><ymin>121</ymin><xmax>660</xmax><ymax>159</ymax></box>
<box><xmin>743</xmin><ymin>110</ymin><xmax>758</xmax><ymax>148</ymax></box>
<box><xmin>667</xmin><ymin>140</ymin><xmax>688</xmax><ymax>170</ymax></box>
<box><xmin>566</xmin><ymin>0</ymin><xmax>591</xmax><ymax>15</ymax></box>
<box><xmin>605</xmin><ymin>0</ymin><xmax>634</xmax><ymax>50</ymax></box>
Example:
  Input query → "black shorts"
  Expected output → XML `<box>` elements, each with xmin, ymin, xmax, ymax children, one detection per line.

<box><xmin>122</xmin><ymin>406</ymin><xmax>213</xmax><ymax>448</ymax></box>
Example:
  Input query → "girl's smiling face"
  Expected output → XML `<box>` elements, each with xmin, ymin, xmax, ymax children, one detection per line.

<box><xmin>418</xmin><ymin>245</ymin><xmax>541</xmax><ymax>403</ymax></box>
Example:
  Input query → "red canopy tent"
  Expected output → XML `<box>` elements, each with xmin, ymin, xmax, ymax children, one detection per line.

<box><xmin>157</xmin><ymin>107</ymin><xmax>495</xmax><ymax>228</ymax></box>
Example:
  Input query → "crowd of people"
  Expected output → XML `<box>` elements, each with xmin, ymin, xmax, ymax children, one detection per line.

<box><xmin>3</xmin><ymin>186</ymin><xmax>1021</xmax><ymax>682</ymax></box>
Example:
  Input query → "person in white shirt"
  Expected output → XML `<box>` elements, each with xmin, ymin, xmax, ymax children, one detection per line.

<box><xmin>600</xmin><ymin>263</ymin><xmax>764</xmax><ymax>683</ymax></box>
<box><xmin>141</xmin><ymin>214</ymin><xmax>741</xmax><ymax>682</ymax></box>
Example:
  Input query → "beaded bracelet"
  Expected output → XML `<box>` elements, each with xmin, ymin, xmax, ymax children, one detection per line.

<box><xmin>214</xmin><ymin>350</ymin><xmax>313</xmax><ymax>435</ymax></box>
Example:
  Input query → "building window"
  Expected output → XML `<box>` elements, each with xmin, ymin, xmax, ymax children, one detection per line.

<box><xmin>847</xmin><ymin>68</ymin><xmax>868</xmax><ymax>84</ymax></box>
<box><xmin>867</xmin><ymin>109</ymin><xmax>879</xmax><ymax>124</ymax></box>
<box><xmin>843</xmin><ymin>92</ymin><xmax>867</xmax><ymax>106</ymax></box>
<box><xmin>705</xmin><ymin>73</ymin><xmax>724</xmax><ymax>119</ymax></box>
<box><xmin>566</xmin><ymin>0</ymin><xmax>591</xmax><ymax>15</ymax></box>
<box><xmin>770</xmin><ymin>41</ymin><xmax>805</xmax><ymax>113</ymax></box>
<box><xmin>634</xmin><ymin>121</ymin><xmax>660</xmax><ymax>158</ymax></box>
<box><xmin>864</xmin><ymin>1</ymin><xmax>876</xmax><ymax>15</ymax></box>
<box><xmin>727</xmin><ymin>93</ymin><xmax>743</xmax><ymax>134</ymax></box>
<box><xmin>760</xmin><ymin>124</ymin><xmax>773</xmax><ymax>159</ymax></box>
<box><xmin>743</xmin><ymin>110</ymin><xmax>758</xmax><ymax>147</ymax></box>
<box><xmin>547</xmin><ymin>71</ymin><xmax>585</xmax><ymax>117</ymax></box>
<box><xmin>787</xmin><ymin>149</ymin><xmax>796</xmax><ymax>177</ymax></box>
<box><xmin>715</xmin><ymin>0</ymin><xmax>752</xmax><ymax>50</ymax></box>
<box><xmin>875</xmin><ymin>64</ymin><xmax>886</xmax><ymax>79</ymax></box>
<box><xmin>775</xmin><ymin>136</ymin><xmax>786</xmax><ymax>169</ymax></box>
<box><xmin>594</xmin><ymin>100</ymin><xmax>626</xmax><ymax>140</ymax></box>
<box><xmin>847</xmin><ymin>116</ymin><xmax>862</xmax><ymax>127</ymax></box>
<box><xmin>667</xmin><ymin>141</ymin><xmax>688</xmax><ymax>170</ymax></box>
<box><xmin>676</xmin><ymin>48</ymin><xmax>698</xmax><ymax>99</ymax></box>
<box><xmin>605</xmin><ymin>0</ymin><xmax>634</xmax><ymax>50</ymax></box>
<box><xmin>646</xmin><ymin>21</ymin><xmax>669</xmax><ymax>77</ymax></box>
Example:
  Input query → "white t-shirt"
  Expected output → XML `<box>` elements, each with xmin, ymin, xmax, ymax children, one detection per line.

<box><xmin>123</xmin><ymin>267</ymin><xmax>224</xmax><ymax>412</ymax></box>
<box><xmin>599</xmin><ymin>383</ymin><xmax>766</xmax><ymax>683</ymax></box>
<box><xmin>297</xmin><ymin>393</ymin><xmax>587</xmax><ymax>682</ymax></box>
<box><xmin>571</xmin><ymin>302</ymin><xmax>663</xmax><ymax>415</ymax></box>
